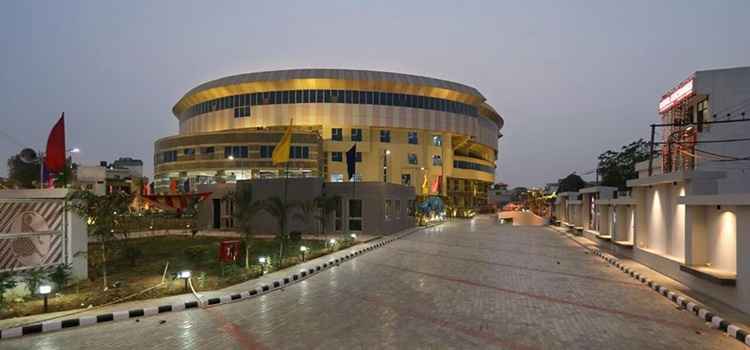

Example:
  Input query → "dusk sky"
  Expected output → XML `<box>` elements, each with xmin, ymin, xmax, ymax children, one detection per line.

<box><xmin>1</xmin><ymin>0</ymin><xmax>748</xmax><ymax>187</ymax></box>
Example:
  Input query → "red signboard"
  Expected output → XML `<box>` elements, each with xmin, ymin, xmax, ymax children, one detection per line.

<box><xmin>659</xmin><ymin>77</ymin><xmax>695</xmax><ymax>113</ymax></box>
<box><xmin>218</xmin><ymin>240</ymin><xmax>241</xmax><ymax>263</ymax></box>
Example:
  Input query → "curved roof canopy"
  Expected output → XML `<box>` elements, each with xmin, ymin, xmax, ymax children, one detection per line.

<box><xmin>173</xmin><ymin>68</ymin><xmax>503</xmax><ymax>128</ymax></box>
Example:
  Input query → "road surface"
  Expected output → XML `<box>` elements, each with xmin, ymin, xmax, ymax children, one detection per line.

<box><xmin>2</xmin><ymin>216</ymin><xmax>743</xmax><ymax>349</ymax></box>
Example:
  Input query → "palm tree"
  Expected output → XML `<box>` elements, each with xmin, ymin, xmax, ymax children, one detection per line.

<box><xmin>262</xmin><ymin>196</ymin><xmax>299</xmax><ymax>263</ymax></box>
<box><xmin>293</xmin><ymin>199</ymin><xmax>319</xmax><ymax>234</ymax></box>
<box><xmin>314</xmin><ymin>194</ymin><xmax>340</xmax><ymax>235</ymax></box>
<box><xmin>226</xmin><ymin>184</ymin><xmax>264</xmax><ymax>269</ymax></box>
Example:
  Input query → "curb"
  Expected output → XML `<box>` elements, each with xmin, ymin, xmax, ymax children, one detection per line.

<box><xmin>0</xmin><ymin>225</ymin><xmax>432</xmax><ymax>341</ymax></box>
<box><xmin>549</xmin><ymin>226</ymin><xmax>750</xmax><ymax>347</ymax></box>
<box><xmin>590</xmin><ymin>249</ymin><xmax>750</xmax><ymax>347</ymax></box>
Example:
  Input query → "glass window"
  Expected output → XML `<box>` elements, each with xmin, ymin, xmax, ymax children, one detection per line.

<box><xmin>432</xmin><ymin>135</ymin><xmax>443</xmax><ymax>146</ymax></box>
<box><xmin>260</xmin><ymin>145</ymin><xmax>275</xmax><ymax>158</ymax></box>
<box><xmin>374</xmin><ymin>92</ymin><xmax>382</xmax><ymax>105</ymax></box>
<box><xmin>331</xmin><ymin>152</ymin><xmax>343</xmax><ymax>162</ymax></box>
<box><xmin>408</xmin><ymin>131</ymin><xmax>418</xmax><ymax>144</ymax></box>
<box><xmin>352</xmin><ymin>91</ymin><xmax>360</xmax><ymax>104</ymax></box>
<box><xmin>349</xmin><ymin>199</ymin><xmax>362</xmax><ymax>217</ymax></box>
<box><xmin>351</xmin><ymin>128</ymin><xmax>363</xmax><ymax>142</ymax></box>
<box><xmin>345</xmin><ymin>90</ymin><xmax>353</xmax><ymax>103</ymax></box>
<box><xmin>295</xmin><ymin>90</ymin><xmax>302</xmax><ymax>104</ymax></box>
<box><xmin>324</xmin><ymin>90</ymin><xmax>332</xmax><ymax>103</ymax></box>
<box><xmin>408</xmin><ymin>153</ymin><xmax>418</xmax><ymax>165</ymax></box>
<box><xmin>315</xmin><ymin>90</ymin><xmax>324</xmax><ymax>103</ymax></box>
<box><xmin>386</xmin><ymin>93</ymin><xmax>393</xmax><ymax>105</ymax></box>
<box><xmin>303</xmin><ymin>90</ymin><xmax>310</xmax><ymax>103</ymax></box>
<box><xmin>432</xmin><ymin>155</ymin><xmax>442</xmax><ymax>166</ymax></box>
<box><xmin>331</xmin><ymin>128</ymin><xmax>343</xmax><ymax>141</ymax></box>
<box><xmin>401</xmin><ymin>174</ymin><xmax>411</xmax><ymax>186</ymax></box>
<box><xmin>366</xmin><ymin>91</ymin><xmax>373</xmax><ymax>104</ymax></box>
<box><xmin>184</xmin><ymin>148</ymin><xmax>195</xmax><ymax>156</ymax></box>
<box><xmin>385</xmin><ymin>200</ymin><xmax>392</xmax><ymax>221</ymax></box>
<box><xmin>380</xmin><ymin>130</ymin><xmax>391</xmax><ymax>143</ymax></box>
<box><xmin>203</xmin><ymin>146</ymin><xmax>215</xmax><ymax>154</ymax></box>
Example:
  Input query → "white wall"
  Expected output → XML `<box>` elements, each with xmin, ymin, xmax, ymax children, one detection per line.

<box><xmin>694</xmin><ymin>67</ymin><xmax>750</xmax><ymax>193</ymax></box>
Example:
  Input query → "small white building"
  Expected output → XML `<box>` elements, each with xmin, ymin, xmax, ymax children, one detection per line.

<box><xmin>591</xmin><ymin>66</ymin><xmax>750</xmax><ymax>313</ymax></box>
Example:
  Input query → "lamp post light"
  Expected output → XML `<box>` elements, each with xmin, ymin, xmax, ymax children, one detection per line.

<box><xmin>299</xmin><ymin>246</ymin><xmax>308</xmax><ymax>261</ymax></box>
<box><xmin>39</xmin><ymin>285</ymin><xmax>52</xmax><ymax>312</ymax></box>
<box><xmin>328</xmin><ymin>238</ymin><xmax>337</xmax><ymax>251</ymax></box>
<box><xmin>177</xmin><ymin>270</ymin><xmax>191</xmax><ymax>291</ymax></box>
<box><xmin>350</xmin><ymin>233</ymin><xmax>357</xmax><ymax>240</ymax></box>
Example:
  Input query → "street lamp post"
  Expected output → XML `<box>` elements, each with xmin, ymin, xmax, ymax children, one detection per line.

<box><xmin>177</xmin><ymin>270</ymin><xmax>191</xmax><ymax>292</ymax></box>
<box><xmin>39</xmin><ymin>285</ymin><xmax>52</xmax><ymax>312</ymax></box>
<box><xmin>299</xmin><ymin>246</ymin><xmax>308</xmax><ymax>261</ymax></box>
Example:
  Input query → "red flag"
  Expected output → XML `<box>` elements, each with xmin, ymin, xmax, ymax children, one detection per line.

<box><xmin>45</xmin><ymin>113</ymin><xmax>66</xmax><ymax>173</ymax></box>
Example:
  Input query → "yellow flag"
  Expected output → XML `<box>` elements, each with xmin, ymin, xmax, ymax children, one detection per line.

<box><xmin>272</xmin><ymin>119</ymin><xmax>293</xmax><ymax>165</ymax></box>
<box><xmin>421</xmin><ymin>174</ymin><xmax>429</xmax><ymax>195</ymax></box>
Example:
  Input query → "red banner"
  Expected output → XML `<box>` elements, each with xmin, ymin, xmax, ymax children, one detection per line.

<box><xmin>45</xmin><ymin>113</ymin><xmax>66</xmax><ymax>173</ymax></box>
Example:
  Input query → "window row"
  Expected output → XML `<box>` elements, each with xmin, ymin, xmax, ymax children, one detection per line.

<box><xmin>184</xmin><ymin>89</ymin><xmax>479</xmax><ymax>119</ymax></box>
<box><xmin>157</xmin><ymin>145</ymin><xmax>310</xmax><ymax>164</ymax></box>
<box><xmin>330</xmin><ymin>151</ymin><xmax>362</xmax><ymax>162</ymax></box>
<box><xmin>453</xmin><ymin>160</ymin><xmax>494</xmax><ymax>174</ymax></box>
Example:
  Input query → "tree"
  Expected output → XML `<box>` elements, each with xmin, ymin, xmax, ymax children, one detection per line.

<box><xmin>509</xmin><ymin>187</ymin><xmax>528</xmax><ymax>203</ymax></box>
<box><xmin>557</xmin><ymin>173</ymin><xmax>586</xmax><ymax>193</ymax></box>
<box><xmin>49</xmin><ymin>264</ymin><xmax>72</xmax><ymax>289</ymax></box>
<box><xmin>314</xmin><ymin>194</ymin><xmax>339</xmax><ymax>235</ymax></box>
<box><xmin>597</xmin><ymin>139</ymin><xmax>652</xmax><ymax>190</ymax></box>
<box><xmin>22</xmin><ymin>269</ymin><xmax>48</xmax><ymax>296</ymax></box>
<box><xmin>261</xmin><ymin>196</ymin><xmax>299</xmax><ymax>264</ymax></box>
<box><xmin>66</xmin><ymin>189</ymin><xmax>133</xmax><ymax>290</ymax></box>
<box><xmin>293</xmin><ymin>199</ymin><xmax>318</xmax><ymax>234</ymax></box>
<box><xmin>0</xmin><ymin>270</ymin><xmax>18</xmax><ymax>310</ymax></box>
<box><xmin>7</xmin><ymin>154</ymin><xmax>40</xmax><ymax>188</ymax></box>
<box><xmin>227</xmin><ymin>184</ymin><xmax>264</xmax><ymax>269</ymax></box>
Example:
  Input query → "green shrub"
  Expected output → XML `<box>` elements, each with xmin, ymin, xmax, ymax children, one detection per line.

<box><xmin>123</xmin><ymin>246</ymin><xmax>144</xmax><ymax>266</ymax></box>
<box><xmin>184</xmin><ymin>246</ymin><xmax>209</xmax><ymax>265</ymax></box>
<box><xmin>0</xmin><ymin>270</ymin><xmax>18</xmax><ymax>308</ymax></box>
<box><xmin>22</xmin><ymin>269</ymin><xmax>48</xmax><ymax>296</ymax></box>
<box><xmin>49</xmin><ymin>264</ymin><xmax>72</xmax><ymax>289</ymax></box>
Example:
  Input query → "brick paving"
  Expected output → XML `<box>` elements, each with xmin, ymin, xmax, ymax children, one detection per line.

<box><xmin>1</xmin><ymin>216</ymin><xmax>744</xmax><ymax>349</ymax></box>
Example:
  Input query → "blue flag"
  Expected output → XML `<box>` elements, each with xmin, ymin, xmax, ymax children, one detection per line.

<box><xmin>345</xmin><ymin>144</ymin><xmax>357</xmax><ymax>181</ymax></box>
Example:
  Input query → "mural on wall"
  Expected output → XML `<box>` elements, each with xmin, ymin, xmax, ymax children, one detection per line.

<box><xmin>0</xmin><ymin>200</ymin><xmax>64</xmax><ymax>271</ymax></box>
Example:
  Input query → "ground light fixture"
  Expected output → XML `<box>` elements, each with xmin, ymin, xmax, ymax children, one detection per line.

<box><xmin>39</xmin><ymin>284</ymin><xmax>52</xmax><ymax>312</ymax></box>
<box><xmin>258</xmin><ymin>256</ymin><xmax>268</xmax><ymax>275</ymax></box>
<box><xmin>300</xmin><ymin>246</ymin><xmax>308</xmax><ymax>261</ymax></box>
<box><xmin>328</xmin><ymin>238</ymin><xmax>337</xmax><ymax>252</ymax></box>
<box><xmin>177</xmin><ymin>270</ymin><xmax>191</xmax><ymax>291</ymax></box>
<box><xmin>350</xmin><ymin>233</ymin><xmax>357</xmax><ymax>240</ymax></box>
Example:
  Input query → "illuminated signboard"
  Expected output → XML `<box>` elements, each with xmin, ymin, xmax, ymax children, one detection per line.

<box><xmin>658</xmin><ymin>78</ymin><xmax>694</xmax><ymax>113</ymax></box>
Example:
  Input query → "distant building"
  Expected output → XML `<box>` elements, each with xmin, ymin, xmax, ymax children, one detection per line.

<box><xmin>197</xmin><ymin>178</ymin><xmax>416</xmax><ymax>236</ymax></box>
<box><xmin>578</xmin><ymin>66</ymin><xmax>750</xmax><ymax>314</ymax></box>
<box><xmin>111</xmin><ymin>157</ymin><xmax>143</xmax><ymax>179</ymax></box>
<box><xmin>73</xmin><ymin>157</ymin><xmax>147</xmax><ymax>195</ymax></box>
<box><xmin>154</xmin><ymin>69</ymin><xmax>504</xmax><ymax>208</ymax></box>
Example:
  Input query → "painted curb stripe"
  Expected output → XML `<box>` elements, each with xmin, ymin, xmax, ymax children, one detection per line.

<box><xmin>587</xmin><ymin>244</ymin><xmax>750</xmax><ymax>347</ymax></box>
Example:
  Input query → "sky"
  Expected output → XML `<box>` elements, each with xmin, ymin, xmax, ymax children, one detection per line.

<box><xmin>1</xmin><ymin>0</ymin><xmax>749</xmax><ymax>187</ymax></box>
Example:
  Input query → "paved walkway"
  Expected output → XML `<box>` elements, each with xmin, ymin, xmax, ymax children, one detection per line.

<box><xmin>1</xmin><ymin>217</ymin><xmax>744</xmax><ymax>349</ymax></box>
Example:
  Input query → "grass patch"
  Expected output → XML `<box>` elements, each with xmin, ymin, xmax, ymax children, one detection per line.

<box><xmin>0</xmin><ymin>235</ymin><xmax>354</xmax><ymax>320</ymax></box>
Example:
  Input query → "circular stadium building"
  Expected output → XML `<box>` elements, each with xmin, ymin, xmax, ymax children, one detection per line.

<box><xmin>154</xmin><ymin>69</ymin><xmax>504</xmax><ymax>208</ymax></box>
